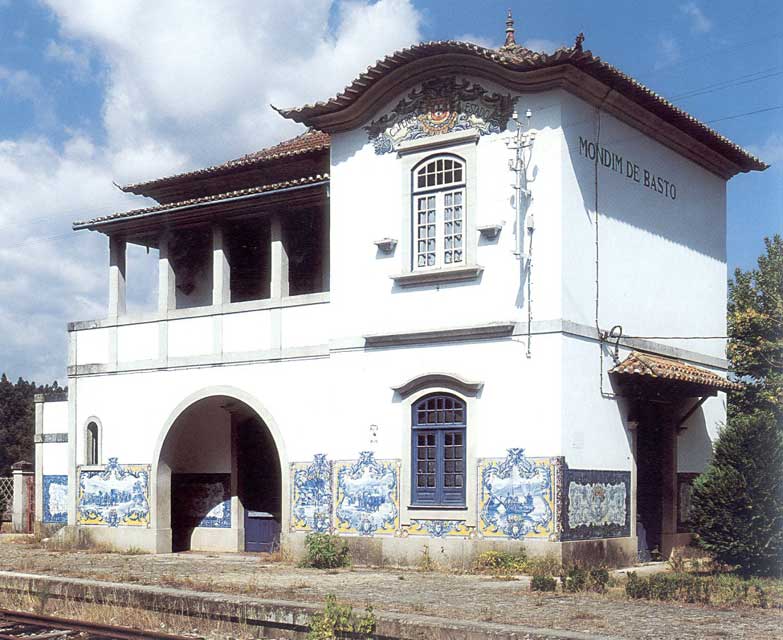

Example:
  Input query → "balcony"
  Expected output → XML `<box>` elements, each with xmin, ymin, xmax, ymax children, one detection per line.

<box><xmin>69</xmin><ymin>200</ymin><xmax>330</xmax><ymax>376</ymax></box>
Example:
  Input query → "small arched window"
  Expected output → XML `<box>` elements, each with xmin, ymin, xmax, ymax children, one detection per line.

<box><xmin>412</xmin><ymin>155</ymin><xmax>465</xmax><ymax>270</ymax></box>
<box><xmin>86</xmin><ymin>421</ymin><xmax>99</xmax><ymax>465</ymax></box>
<box><xmin>411</xmin><ymin>393</ymin><xmax>466</xmax><ymax>506</ymax></box>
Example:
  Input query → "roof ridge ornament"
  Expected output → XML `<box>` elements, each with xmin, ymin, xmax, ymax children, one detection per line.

<box><xmin>574</xmin><ymin>32</ymin><xmax>585</xmax><ymax>52</ymax></box>
<box><xmin>504</xmin><ymin>9</ymin><xmax>516</xmax><ymax>47</ymax></box>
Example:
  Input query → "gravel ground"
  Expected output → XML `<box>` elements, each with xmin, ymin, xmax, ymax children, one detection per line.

<box><xmin>0</xmin><ymin>539</ymin><xmax>780</xmax><ymax>640</ymax></box>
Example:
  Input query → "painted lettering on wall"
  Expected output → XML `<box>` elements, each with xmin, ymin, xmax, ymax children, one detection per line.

<box><xmin>578</xmin><ymin>136</ymin><xmax>677</xmax><ymax>200</ymax></box>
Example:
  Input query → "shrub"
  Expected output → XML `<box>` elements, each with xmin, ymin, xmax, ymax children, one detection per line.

<box><xmin>474</xmin><ymin>549</ymin><xmax>527</xmax><ymax>575</ymax></box>
<box><xmin>301</xmin><ymin>533</ymin><xmax>350</xmax><ymax>569</ymax></box>
<box><xmin>524</xmin><ymin>555</ymin><xmax>563</xmax><ymax>577</ymax></box>
<box><xmin>561</xmin><ymin>566</ymin><xmax>588</xmax><ymax>593</ymax></box>
<box><xmin>624</xmin><ymin>572</ymin><xmax>773</xmax><ymax>607</ymax></box>
<box><xmin>530</xmin><ymin>575</ymin><xmax>557</xmax><ymax>592</ymax></box>
<box><xmin>689</xmin><ymin>411</ymin><xmax>783</xmax><ymax>577</ymax></box>
<box><xmin>308</xmin><ymin>594</ymin><xmax>375</xmax><ymax>639</ymax></box>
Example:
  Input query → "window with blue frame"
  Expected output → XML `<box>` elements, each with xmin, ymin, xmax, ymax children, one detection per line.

<box><xmin>411</xmin><ymin>393</ymin><xmax>466</xmax><ymax>506</ymax></box>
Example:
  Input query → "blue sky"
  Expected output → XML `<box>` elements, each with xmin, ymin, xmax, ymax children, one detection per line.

<box><xmin>0</xmin><ymin>1</ymin><xmax>780</xmax><ymax>382</ymax></box>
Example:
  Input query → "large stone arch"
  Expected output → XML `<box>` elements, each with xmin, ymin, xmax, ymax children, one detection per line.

<box><xmin>150</xmin><ymin>385</ymin><xmax>288</xmax><ymax>553</ymax></box>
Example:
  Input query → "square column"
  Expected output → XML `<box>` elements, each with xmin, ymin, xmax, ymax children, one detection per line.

<box><xmin>158</xmin><ymin>230</ymin><xmax>176</xmax><ymax>312</ymax></box>
<box><xmin>270</xmin><ymin>214</ymin><xmax>289</xmax><ymax>299</ymax></box>
<box><xmin>108</xmin><ymin>236</ymin><xmax>126</xmax><ymax>318</ymax></box>
<box><xmin>212</xmin><ymin>225</ymin><xmax>231</xmax><ymax>305</ymax></box>
<box><xmin>11</xmin><ymin>461</ymin><xmax>33</xmax><ymax>533</ymax></box>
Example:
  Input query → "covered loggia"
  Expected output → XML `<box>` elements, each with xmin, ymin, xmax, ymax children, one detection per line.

<box><xmin>156</xmin><ymin>394</ymin><xmax>282</xmax><ymax>553</ymax></box>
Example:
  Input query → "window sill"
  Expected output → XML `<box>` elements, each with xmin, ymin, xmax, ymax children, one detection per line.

<box><xmin>391</xmin><ymin>265</ymin><xmax>483</xmax><ymax>288</ymax></box>
<box><xmin>408</xmin><ymin>505</ymin><xmax>468</xmax><ymax>511</ymax></box>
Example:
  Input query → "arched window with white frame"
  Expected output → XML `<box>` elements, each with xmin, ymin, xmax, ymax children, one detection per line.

<box><xmin>411</xmin><ymin>393</ymin><xmax>466</xmax><ymax>506</ymax></box>
<box><xmin>85</xmin><ymin>421</ymin><xmax>100</xmax><ymax>465</ymax></box>
<box><xmin>412</xmin><ymin>154</ymin><xmax>465</xmax><ymax>270</ymax></box>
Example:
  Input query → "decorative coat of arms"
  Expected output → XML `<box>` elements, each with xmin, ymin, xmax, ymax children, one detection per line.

<box><xmin>77</xmin><ymin>458</ymin><xmax>150</xmax><ymax>527</ymax></box>
<box><xmin>334</xmin><ymin>451</ymin><xmax>399</xmax><ymax>536</ymax></box>
<box><xmin>366</xmin><ymin>77</ymin><xmax>514</xmax><ymax>154</ymax></box>
<box><xmin>291</xmin><ymin>454</ymin><xmax>333</xmax><ymax>533</ymax></box>
<box><xmin>479</xmin><ymin>448</ymin><xmax>555</xmax><ymax>539</ymax></box>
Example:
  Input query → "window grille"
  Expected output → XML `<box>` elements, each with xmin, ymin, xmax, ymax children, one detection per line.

<box><xmin>412</xmin><ymin>155</ymin><xmax>465</xmax><ymax>270</ymax></box>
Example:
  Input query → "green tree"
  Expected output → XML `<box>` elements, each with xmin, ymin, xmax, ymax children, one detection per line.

<box><xmin>0</xmin><ymin>374</ymin><xmax>63</xmax><ymax>476</ymax></box>
<box><xmin>689</xmin><ymin>411</ymin><xmax>783</xmax><ymax>576</ymax></box>
<box><xmin>727</xmin><ymin>235</ymin><xmax>783</xmax><ymax>418</ymax></box>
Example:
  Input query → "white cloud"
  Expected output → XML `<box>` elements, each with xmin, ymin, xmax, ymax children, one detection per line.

<box><xmin>0</xmin><ymin>66</ymin><xmax>56</xmax><ymax>128</ymax></box>
<box><xmin>748</xmin><ymin>132</ymin><xmax>783</xmax><ymax>169</ymax></box>
<box><xmin>1</xmin><ymin>1</ymin><xmax>424</xmax><ymax>380</ymax></box>
<box><xmin>655</xmin><ymin>35</ymin><xmax>681</xmax><ymax>70</ymax></box>
<box><xmin>455</xmin><ymin>33</ymin><xmax>497</xmax><ymax>49</ymax></box>
<box><xmin>44</xmin><ymin>40</ymin><xmax>93</xmax><ymax>81</ymax></box>
<box><xmin>680</xmin><ymin>2</ymin><xmax>712</xmax><ymax>34</ymax></box>
<box><xmin>524</xmin><ymin>38</ymin><xmax>560</xmax><ymax>54</ymax></box>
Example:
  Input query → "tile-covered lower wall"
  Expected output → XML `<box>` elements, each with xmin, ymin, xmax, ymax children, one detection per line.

<box><xmin>291</xmin><ymin>448</ymin><xmax>566</xmax><ymax>541</ymax></box>
<box><xmin>677</xmin><ymin>473</ymin><xmax>699</xmax><ymax>533</ymax></box>
<box><xmin>171</xmin><ymin>473</ymin><xmax>231</xmax><ymax>529</ymax></box>
<box><xmin>43</xmin><ymin>475</ymin><xmax>68</xmax><ymax>524</ymax></box>
<box><xmin>562</xmin><ymin>469</ymin><xmax>631</xmax><ymax>540</ymax></box>
<box><xmin>77</xmin><ymin>458</ymin><xmax>150</xmax><ymax>527</ymax></box>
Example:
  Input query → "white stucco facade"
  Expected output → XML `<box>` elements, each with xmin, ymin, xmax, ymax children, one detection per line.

<box><xmin>36</xmin><ymin>41</ymin><xmax>759</xmax><ymax>565</ymax></box>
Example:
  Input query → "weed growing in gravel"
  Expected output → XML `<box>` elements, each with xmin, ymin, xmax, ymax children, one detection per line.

<box><xmin>308</xmin><ymin>594</ymin><xmax>375</xmax><ymax>639</ymax></box>
<box><xmin>300</xmin><ymin>533</ymin><xmax>350</xmax><ymax>569</ymax></box>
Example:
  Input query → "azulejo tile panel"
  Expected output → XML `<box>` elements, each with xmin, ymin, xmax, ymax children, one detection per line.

<box><xmin>334</xmin><ymin>451</ymin><xmax>399</xmax><ymax>536</ymax></box>
<box><xmin>77</xmin><ymin>458</ymin><xmax>150</xmax><ymax>527</ymax></box>
<box><xmin>291</xmin><ymin>454</ymin><xmax>333</xmax><ymax>533</ymax></box>
<box><xmin>43</xmin><ymin>475</ymin><xmax>67</xmax><ymax>524</ymax></box>
<box><xmin>562</xmin><ymin>469</ymin><xmax>631</xmax><ymax>540</ymax></box>
<box><xmin>479</xmin><ymin>449</ymin><xmax>557</xmax><ymax>540</ymax></box>
<box><xmin>365</xmin><ymin>76</ymin><xmax>514</xmax><ymax>154</ymax></box>
<box><xmin>172</xmin><ymin>473</ymin><xmax>231</xmax><ymax>529</ymax></box>
<box><xmin>407</xmin><ymin>519</ymin><xmax>471</xmax><ymax>538</ymax></box>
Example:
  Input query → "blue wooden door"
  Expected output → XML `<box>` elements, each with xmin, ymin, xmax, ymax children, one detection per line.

<box><xmin>244</xmin><ymin>511</ymin><xmax>280</xmax><ymax>552</ymax></box>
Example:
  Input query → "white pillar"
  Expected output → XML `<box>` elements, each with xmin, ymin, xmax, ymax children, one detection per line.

<box><xmin>11</xmin><ymin>461</ymin><xmax>33</xmax><ymax>533</ymax></box>
<box><xmin>158</xmin><ymin>231</ymin><xmax>176</xmax><ymax>312</ymax></box>
<box><xmin>108</xmin><ymin>236</ymin><xmax>126</xmax><ymax>318</ymax></box>
<box><xmin>34</xmin><ymin>396</ymin><xmax>44</xmax><ymax>525</ymax></box>
<box><xmin>270</xmin><ymin>214</ymin><xmax>289</xmax><ymax>299</ymax></box>
<box><xmin>212</xmin><ymin>224</ymin><xmax>231</xmax><ymax>305</ymax></box>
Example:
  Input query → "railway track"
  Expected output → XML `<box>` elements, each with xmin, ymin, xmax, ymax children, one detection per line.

<box><xmin>0</xmin><ymin>609</ymin><xmax>196</xmax><ymax>639</ymax></box>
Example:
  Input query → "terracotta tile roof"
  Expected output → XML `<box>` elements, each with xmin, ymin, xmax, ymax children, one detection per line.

<box><xmin>276</xmin><ymin>40</ymin><xmax>766</xmax><ymax>174</ymax></box>
<box><xmin>121</xmin><ymin>130</ymin><xmax>330</xmax><ymax>194</ymax></box>
<box><xmin>610</xmin><ymin>351</ymin><xmax>741</xmax><ymax>392</ymax></box>
<box><xmin>74</xmin><ymin>174</ymin><xmax>329</xmax><ymax>229</ymax></box>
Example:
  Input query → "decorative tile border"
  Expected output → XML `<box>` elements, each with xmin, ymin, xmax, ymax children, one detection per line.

<box><xmin>43</xmin><ymin>475</ymin><xmax>68</xmax><ymax>524</ymax></box>
<box><xmin>478</xmin><ymin>449</ymin><xmax>558</xmax><ymax>540</ymax></box>
<box><xmin>407</xmin><ymin>519</ymin><xmax>471</xmax><ymax>538</ymax></box>
<box><xmin>291</xmin><ymin>454</ymin><xmax>333</xmax><ymax>533</ymax></box>
<box><xmin>77</xmin><ymin>458</ymin><xmax>150</xmax><ymax>527</ymax></box>
<box><xmin>562</xmin><ymin>469</ymin><xmax>631</xmax><ymax>541</ymax></box>
<box><xmin>677</xmin><ymin>473</ymin><xmax>700</xmax><ymax>533</ymax></box>
<box><xmin>171</xmin><ymin>473</ymin><xmax>231</xmax><ymax>529</ymax></box>
<box><xmin>333</xmin><ymin>452</ymin><xmax>399</xmax><ymax>536</ymax></box>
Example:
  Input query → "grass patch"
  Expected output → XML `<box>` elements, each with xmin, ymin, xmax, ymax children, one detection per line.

<box><xmin>474</xmin><ymin>549</ymin><xmax>527</xmax><ymax>576</ymax></box>
<box><xmin>625</xmin><ymin>571</ymin><xmax>782</xmax><ymax>608</ymax></box>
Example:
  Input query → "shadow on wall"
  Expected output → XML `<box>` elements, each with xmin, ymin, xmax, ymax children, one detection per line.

<box><xmin>564</xmin><ymin>118</ymin><xmax>724</xmax><ymax>262</ymax></box>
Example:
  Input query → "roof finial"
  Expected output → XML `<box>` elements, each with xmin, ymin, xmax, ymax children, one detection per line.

<box><xmin>574</xmin><ymin>32</ymin><xmax>585</xmax><ymax>52</ymax></box>
<box><xmin>504</xmin><ymin>9</ymin><xmax>516</xmax><ymax>47</ymax></box>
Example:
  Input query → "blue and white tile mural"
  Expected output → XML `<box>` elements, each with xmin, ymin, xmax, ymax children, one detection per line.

<box><xmin>479</xmin><ymin>449</ymin><xmax>557</xmax><ymax>540</ymax></box>
<box><xmin>334</xmin><ymin>451</ymin><xmax>399</xmax><ymax>536</ymax></box>
<box><xmin>43</xmin><ymin>475</ymin><xmax>68</xmax><ymax>524</ymax></box>
<box><xmin>77</xmin><ymin>458</ymin><xmax>150</xmax><ymax>527</ymax></box>
<box><xmin>408</xmin><ymin>519</ymin><xmax>470</xmax><ymax>538</ymax></box>
<box><xmin>291</xmin><ymin>454</ymin><xmax>333</xmax><ymax>533</ymax></box>
<box><xmin>172</xmin><ymin>474</ymin><xmax>231</xmax><ymax>529</ymax></box>
<box><xmin>562</xmin><ymin>470</ymin><xmax>630</xmax><ymax>540</ymax></box>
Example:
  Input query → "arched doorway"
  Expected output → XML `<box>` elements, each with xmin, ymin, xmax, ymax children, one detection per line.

<box><xmin>156</xmin><ymin>394</ymin><xmax>282</xmax><ymax>553</ymax></box>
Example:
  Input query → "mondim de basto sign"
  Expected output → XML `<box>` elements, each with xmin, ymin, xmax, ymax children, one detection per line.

<box><xmin>578</xmin><ymin>136</ymin><xmax>677</xmax><ymax>200</ymax></box>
